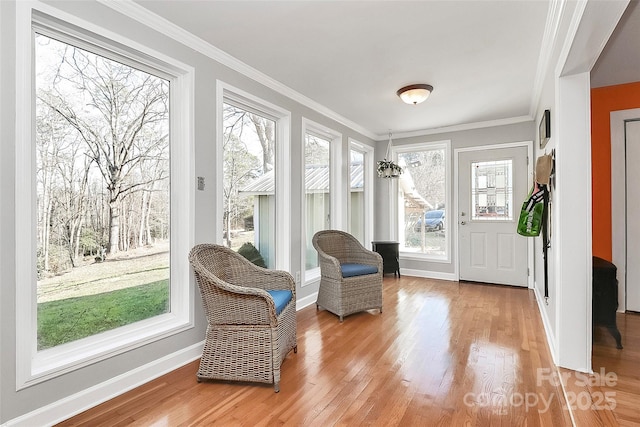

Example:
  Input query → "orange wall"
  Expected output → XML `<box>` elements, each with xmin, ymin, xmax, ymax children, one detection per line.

<box><xmin>591</xmin><ymin>81</ymin><xmax>640</xmax><ymax>261</ymax></box>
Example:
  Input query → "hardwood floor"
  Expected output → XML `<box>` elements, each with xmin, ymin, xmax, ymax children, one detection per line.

<box><xmin>588</xmin><ymin>312</ymin><xmax>640</xmax><ymax>426</ymax></box>
<box><xmin>58</xmin><ymin>277</ymin><xmax>576</xmax><ymax>426</ymax></box>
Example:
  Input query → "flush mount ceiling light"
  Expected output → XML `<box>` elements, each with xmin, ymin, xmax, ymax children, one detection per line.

<box><xmin>397</xmin><ymin>84</ymin><xmax>434</xmax><ymax>105</ymax></box>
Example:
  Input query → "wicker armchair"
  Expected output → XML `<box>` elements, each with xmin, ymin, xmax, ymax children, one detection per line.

<box><xmin>312</xmin><ymin>230</ymin><xmax>383</xmax><ymax>322</ymax></box>
<box><xmin>188</xmin><ymin>244</ymin><xmax>297</xmax><ymax>392</ymax></box>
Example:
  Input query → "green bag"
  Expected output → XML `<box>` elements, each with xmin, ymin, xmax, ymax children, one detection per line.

<box><xmin>517</xmin><ymin>186</ymin><xmax>545</xmax><ymax>237</ymax></box>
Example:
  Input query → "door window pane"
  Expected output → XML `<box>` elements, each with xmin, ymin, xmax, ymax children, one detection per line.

<box><xmin>305</xmin><ymin>133</ymin><xmax>331</xmax><ymax>269</ymax></box>
<box><xmin>35</xmin><ymin>34</ymin><xmax>170</xmax><ymax>350</ymax></box>
<box><xmin>471</xmin><ymin>160</ymin><xmax>513</xmax><ymax>220</ymax></box>
<box><xmin>398</xmin><ymin>147</ymin><xmax>446</xmax><ymax>257</ymax></box>
<box><xmin>223</xmin><ymin>103</ymin><xmax>276</xmax><ymax>268</ymax></box>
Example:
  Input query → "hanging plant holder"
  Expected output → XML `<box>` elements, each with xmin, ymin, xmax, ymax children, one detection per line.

<box><xmin>377</xmin><ymin>159</ymin><xmax>403</xmax><ymax>178</ymax></box>
<box><xmin>377</xmin><ymin>131</ymin><xmax>403</xmax><ymax>179</ymax></box>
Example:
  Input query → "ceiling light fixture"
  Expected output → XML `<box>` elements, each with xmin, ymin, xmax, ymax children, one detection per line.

<box><xmin>397</xmin><ymin>84</ymin><xmax>433</xmax><ymax>105</ymax></box>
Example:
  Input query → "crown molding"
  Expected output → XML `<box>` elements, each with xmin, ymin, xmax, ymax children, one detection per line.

<box><xmin>529</xmin><ymin>0</ymin><xmax>565</xmax><ymax>117</ymax></box>
<box><xmin>96</xmin><ymin>0</ymin><xmax>377</xmax><ymax>140</ymax></box>
<box><xmin>383</xmin><ymin>115</ymin><xmax>533</xmax><ymax>141</ymax></box>
<box><xmin>98</xmin><ymin>0</ymin><xmax>541</xmax><ymax>143</ymax></box>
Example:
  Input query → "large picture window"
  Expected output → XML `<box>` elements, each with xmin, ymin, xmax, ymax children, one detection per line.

<box><xmin>348</xmin><ymin>141</ymin><xmax>373</xmax><ymax>247</ymax></box>
<box><xmin>304</xmin><ymin>132</ymin><xmax>332</xmax><ymax>270</ymax></box>
<box><xmin>16</xmin><ymin>10</ymin><xmax>193</xmax><ymax>388</ymax></box>
<box><xmin>396</xmin><ymin>141</ymin><xmax>450</xmax><ymax>260</ymax></box>
<box><xmin>35</xmin><ymin>33</ymin><xmax>171</xmax><ymax>350</ymax></box>
<box><xmin>349</xmin><ymin>148</ymin><xmax>365</xmax><ymax>244</ymax></box>
<box><xmin>217</xmin><ymin>85</ymin><xmax>291</xmax><ymax>272</ymax></box>
<box><xmin>222</xmin><ymin>102</ymin><xmax>277</xmax><ymax>267</ymax></box>
<box><xmin>300</xmin><ymin>119</ymin><xmax>342</xmax><ymax>283</ymax></box>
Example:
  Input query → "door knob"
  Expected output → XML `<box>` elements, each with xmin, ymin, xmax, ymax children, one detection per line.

<box><xmin>461</xmin><ymin>221</ymin><xmax>466</xmax><ymax>225</ymax></box>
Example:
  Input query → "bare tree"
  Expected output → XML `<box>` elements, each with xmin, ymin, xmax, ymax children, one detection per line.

<box><xmin>55</xmin><ymin>138</ymin><xmax>91</xmax><ymax>267</ymax></box>
<box><xmin>37</xmin><ymin>39</ymin><xmax>169</xmax><ymax>255</ymax></box>
<box><xmin>304</xmin><ymin>134</ymin><xmax>330</xmax><ymax>165</ymax></box>
<box><xmin>222</xmin><ymin>104</ymin><xmax>273</xmax><ymax>247</ymax></box>
<box><xmin>222</xmin><ymin>132</ymin><xmax>261</xmax><ymax>247</ymax></box>
<box><xmin>36</xmin><ymin>97</ymin><xmax>81</xmax><ymax>272</ymax></box>
<box><xmin>250</xmin><ymin>113</ymin><xmax>275</xmax><ymax>172</ymax></box>
<box><xmin>400</xmin><ymin>149</ymin><xmax>446</xmax><ymax>209</ymax></box>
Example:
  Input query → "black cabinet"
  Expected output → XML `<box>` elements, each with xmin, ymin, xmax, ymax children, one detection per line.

<box><xmin>372</xmin><ymin>241</ymin><xmax>400</xmax><ymax>277</ymax></box>
<box><xmin>592</xmin><ymin>256</ymin><xmax>623</xmax><ymax>349</ymax></box>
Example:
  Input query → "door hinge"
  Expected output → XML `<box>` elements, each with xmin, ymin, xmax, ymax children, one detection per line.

<box><xmin>527</xmin><ymin>268</ymin><xmax>530</xmax><ymax>276</ymax></box>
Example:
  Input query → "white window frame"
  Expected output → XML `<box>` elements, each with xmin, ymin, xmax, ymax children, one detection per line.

<box><xmin>301</xmin><ymin>118</ymin><xmax>342</xmax><ymax>286</ymax></box>
<box><xmin>215</xmin><ymin>81</ymin><xmax>291</xmax><ymax>272</ymax></box>
<box><xmin>348</xmin><ymin>139</ymin><xmax>374</xmax><ymax>247</ymax></box>
<box><xmin>0</xmin><ymin>0</ymin><xmax>4</xmax><ymax>418</ymax></box>
<box><xmin>391</xmin><ymin>140</ymin><xmax>452</xmax><ymax>263</ymax></box>
<box><xmin>15</xmin><ymin>3</ymin><xmax>195</xmax><ymax>389</ymax></box>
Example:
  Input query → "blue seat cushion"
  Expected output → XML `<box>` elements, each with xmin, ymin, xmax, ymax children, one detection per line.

<box><xmin>340</xmin><ymin>263</ymin><xmax>378</xmax><ymax>278</ymax></box>
<box><xmin>267</xmin><ymin>290</ymin><xmax>293</xmax><ymax>315</ymax></box>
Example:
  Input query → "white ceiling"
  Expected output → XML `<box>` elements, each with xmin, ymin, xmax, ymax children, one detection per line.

<box><xmin>133</xmin><ymin>1</ymin><xmax>552</xmax><ymax>138</ymax></box>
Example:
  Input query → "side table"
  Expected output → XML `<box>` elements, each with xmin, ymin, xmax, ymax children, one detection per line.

<box><xmin>371</xmin><ymin>241</ymin><xmax>400</xmax><ymax>277</ymax></box>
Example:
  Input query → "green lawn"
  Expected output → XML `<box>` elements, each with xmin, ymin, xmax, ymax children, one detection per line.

<box><xmin>37</xmin><ymin>280</ymin><xmax>169</xmax><ymax>350</ymax></box>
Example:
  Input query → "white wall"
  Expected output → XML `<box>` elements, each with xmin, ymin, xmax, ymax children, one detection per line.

<box><xmin>532</xmin><ymin>0</ymin><xmax>629</xmax><ymax>371</ymax></box>
<box><xmin>0</xmin><ymin>1</ymin><xmax>375</xmax><ymax>423</ymax></box>
<box><xmin>590</xmin><ymin>0</ymin><xmax>640</xmax><ymax>88</ymax></box>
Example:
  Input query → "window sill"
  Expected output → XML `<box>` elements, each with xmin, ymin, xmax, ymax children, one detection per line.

<box><xmin>19</xmin><ymin>313</ymin><xmax>193</xmax><ymax>390</ymax></box>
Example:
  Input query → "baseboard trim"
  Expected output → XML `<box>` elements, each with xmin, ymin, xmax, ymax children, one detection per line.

<box><xmin>297</xmin><ymin>291</ymin><xmax>318</xmax><ymax>311</ymax></box>
<box><xmin>4</xmin><ymin>342</ymin><xmax>204</xmax><ymax>427</ymax></box>
<box><xmin>533</xmin><ymin>283</ymin><xmax>558</xmax><ymax>365</ymax></box>
<box><xmin>6</xmin><ymin>294</ymin><xmax>321</xmax><ymax>427</ymax></box>
<box><xmin>399</xmin><ymin>268</ymin><xmax>456</xmax><ymax>282</ymax></box>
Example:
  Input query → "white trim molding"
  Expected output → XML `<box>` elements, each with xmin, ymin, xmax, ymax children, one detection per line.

<box><xmin>5</xmin><ymin>343</ymin><xmax>203</xmax><ymax>427</ymax></box>
<box><xmin>399</xmin><ymin>269</ymin><xmax>456</xmax><ymax>282</ymax></box>
<box><xmin>216</xmin><ymin>81</ymin><xmax>292</xmax><ymax>273</ymax></box>
<box><xmin>301</xmin><ymin>118</ymin><xmax>343</xmax><ymax>285</ymax></box>
<box><xmin>348</xmin><ymin>138</ymin><xmax>375</xmax><ymax>247</ymax></box>
<box><xmin>15</xmin><ymin>1</ymin><xmax>195</xmax><ymax>389</ymax></box>
<box><xmin>392</xmin><ymin>140</ymin><xmax>452</xmax><ymax>264</ymax></box>
<box><xmin>98</xmin><ymin>0</ymin><xmax>377</xmax><ymax>141</ymax></box>
<box><xmin>453</xmin><ymin>141</ymin><xmax>535</xmax><ymax>288</ymax></box>
<box><xmin>611</xmin><ymin>108</ymin><xmax>640</xmax><ymax>313</ymax></box>
<box><xmin>534</xmin><ymin>281</ymin><xmax>559</xmax><ymax>366</ymax></box>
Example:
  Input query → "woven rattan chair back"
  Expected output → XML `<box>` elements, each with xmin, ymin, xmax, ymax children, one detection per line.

<box><xmin>188</xmin><ymin>243</ymin><xmax>297</xmax><ymax>392</ymax></box>
<box><xmin>312</xmin><ymin>230</ymin><xmax>383</xmax><ymax>322</ymax></box>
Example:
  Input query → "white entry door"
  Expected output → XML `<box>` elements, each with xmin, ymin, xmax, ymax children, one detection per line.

<box><xmin>458</xmin><ymin>145</ymin><xmax>529</xmax><ymax>286</ymax></box>
<box><xmin>625</xmin><ymin>120</ymin><xmax>640</xmax><ymax>312</ymax></box>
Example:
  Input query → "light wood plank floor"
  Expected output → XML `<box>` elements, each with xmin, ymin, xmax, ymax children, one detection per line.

<box><xmin>58</xmin><ymin>277</ymin><xmax>577</xmax><ymax>426</ymax></box>
<box><xmin>586</xmin><ymin>312</ymin><xmax>640</xmax><ymax>426</ymax></box>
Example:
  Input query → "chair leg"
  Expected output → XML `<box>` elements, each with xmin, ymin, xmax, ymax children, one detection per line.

<box><xmin>294</xmin><ymin>346</ymin><xmax>298</xmax><ymax>353</ymax></box>
<box><xmin>274</xmin><ymin>382</ymin><xmax>280</xmax><ymax>393</ymax></box>
<box><xmin>339</xmin><ymin>315</ymin><xmax>343</xmax><ymax>322</ymax></box>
